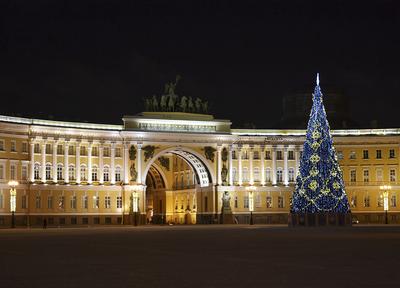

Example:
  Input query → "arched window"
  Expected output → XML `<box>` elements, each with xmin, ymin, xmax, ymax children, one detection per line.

<box><xmin>253</xmin><ymin>167</ymin><xmax>260</xmax><ymax>182</ymax></box>
<box><xmin>46</xmin><ymin>163</ymin><xmax>52</xmax><ymax>180</ymax></box>
<box><xmin>242</xmin><ymin>167</ymin><xmax>249</xmax><ymax>182</ymax></box>
<box><xmin>265</xmin><ymin>168</ymin><xmax>271</xmax><ymax>183</ymax></box>
<box><xmin>103</xmin><ymin>165</ymin><xmax>110</xmax><ymax>182</ymax></box>
<box><xmin>115</xmin><ymin>166</ymin><xmax>121</xmax><ymax>182</ymax></box>
<box><xmin>68</xmin><ymin>164</ymin><xmax>75</xmax><ymax>180</ymax></box>
<box><xmin>288</xmin><ymin>168</ymin><xmax>295</xmax><ymax>182</ymax></box>
<box><xmin>80</xmin><ymin>165</ymin><xmax>87</xmax><ymax>181</ymax></box>
<box><xmin>57</xmin><ymin>164</ymin><xmax>63</xmax><ymax>180</ymax></box>
<box><xmin>92</xmin><ymin>165</ymin><xmax>98</xmax><ymax>181</ymax></box>
<box><xmin>34</xmin><ymin>163</ymin><xmax>40</xmax><ymax>180</ymax></box>
<box><xmin>277</xmin><ymin>168</ymin><xmax>283</xmax><ymax>183</ymax></box>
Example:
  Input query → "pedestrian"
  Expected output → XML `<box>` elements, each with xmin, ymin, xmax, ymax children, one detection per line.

<box><xmin>43</xmin><ymin>218</ymin><xmax>47</xmax><ymax>229</ymax></box>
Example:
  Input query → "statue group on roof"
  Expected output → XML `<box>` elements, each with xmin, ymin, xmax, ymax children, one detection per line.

<box><xmin>143</xmin><ymin>75</ymin><xmax>209</xmax><ymax>114</ymax></box>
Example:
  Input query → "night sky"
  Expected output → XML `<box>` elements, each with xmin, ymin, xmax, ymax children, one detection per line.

<box><xmin>1</xmin><ymin>0</ymin><xmax>399</xmax><ymax>128</ymax></box>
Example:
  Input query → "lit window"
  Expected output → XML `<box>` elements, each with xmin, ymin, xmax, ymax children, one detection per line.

<box><xmin>10</xmin><ymin>164</ymin><xmax>16</xmax><ymax>180</ymax></box>
<box><xmin>93</xmin><ymin>196</ymin><xmax>99</xmax><ymax>209</ymax></box>
<box><xmin>278</xmin><ymin>196</ymin><xmax>284</xmax><ymax>208</ymax></box>
<box><xmin>376</xmin><ymin>150</ymin><xmax>382</xmax><ymax>159</ymax></box>
<box><xmin>92</xmin><ymin>147</ymin><xmax>99</xmax><ymax>156</ymax></box>
<box><xmin>117</xmin><ymin>196</ymin><xmax>122</xmax><ymax>209</ymax></box>
<box><xmin>242</xmin><ymin>167</ymin><xmax>249</xmax><ymax>182</ymax></box>
<box><xmin>253</xmin><ymin>167</ymin><xmax>260</xmax><ymax>182</ymax></box>
<box><xmin>68</xmin><ymin>145</ymin><xmax>75</xmax><ymax>155</ymax></box>
<box><xmin>80</xmin><ymin>146</ymin><xmax>87</xmax><ymax>156</ymax></box>
<box><xmin>243</xmin><ymin>196</ymin><xmax>249</xmax><ymax>208</ymax></box>
<box><xmin>57</xmin><ymin>145</ymin><xmax>63</xmax><ymax>155</ymax></box>
<box><xmin>351</xmin><ymin>195</ymin><xmax>357</xmax><ymax>207</ymax></box>
<box><xmin>11</xmin><ymin>141</ymin><xmax>16</xmax><ymax>152</ymax></box>
<box><xmin>389</xmin><ymin>149</ymin><xmax>396</xmax><ymax>159</ymax></box>
<box><xmin>255</xmin><ymin>193</ymin><xmax>261</xmax><ymax>208</ymax></box>
<box><xmin>390</xmin><ymin>195</ymin><xmax>397</xmax><ymax>207</ymax></box>
<box><xmin>35</xmin><ymin>196</ymin><xmax>41</xmax><ymax>209</ymax></box>
<box><xmin>337</xmin><ymin>151</ymin><xmax>344</xmax><ymax>160</ymax></box>
<box><xmin>71</xmin><ymin>196</ymin><xmax>77</xmax><ymax>209</ymax></box>
<box><xmin>265</xmin><ymin>151</ymin><xmax>271</xmax><ymax>160</ymax></box>
<box><xmin>277</xmin><ymin>169</ymin><xmax>283</xmax><ymax>183</ymax></box>
<box><xmin>46</xmin><ymin>164</ymin><xmax>52</xmax><ymax>180</ymax></box>
<box><xmin>253</xmin><ymin>151</ymin><xmax>259</xmax><ymax>159</ymax></box>
<box><xmin>115</xmin><ymin>147</ymin><xmax>121</xmax><ymax>157</ymax></box>
<box><xmin>288</xmin><ymin>168</ymin><xmax>295</xmax><ymax>182</ymax></box>
<box><xmin>34</xmin><ymin>163</ymin><xmax>40</xmax><ymax>180</ymax></box>
<box><xmin>22</xmin><ymin>142</ymin><xmax>28</xmax><ymax>153</ymax></box>
<box><xmin>80</xmin><ymin>165</ymin><xmax>87</xmax><ymax>181</ymax></box>
<box><xmin>46</xmin><ymin>144</ymin><xmax>52</xmax><ymax>154</ymax></box>
<box><xmin>364</xmin><ymin>195</ymin><xmax>370</xmax><ymax>207</ymax></box>
<box><xmin>266</xmin><ymin>196</ymin><xmax>272</xmax><ymax>208</ymax></box>
<box><xmin>105</xmin><ymin>196</ymin><xmax>111</xmax><ymax>208</ymax></box>
<box><xmin>377</xmin><ymin>195</ymin><xmax>384</xmax><ymax>207</ymax></box>
<box><xmin>58</xmin><ymin>196</ymin><xmax>64</xmax><ymax>209</ymax></box>
<box><xmin>276</xmin><ymin>151</ymin><xmax>282</xmax><ymax>160</ymax></box>
<box><xmin>21</xmin><ymin>166</ymin><xmax>27</xmax><ymax>180</ymax></box>
<box><xmin>0</xmin><ymin>164</ymin><xmax>4</xmax><ymax>179</ymax></box>
<box><xmin>0</xmin><ymin>140</ymin><xmax>4</xmax><ymax>151</ymax></box>
<box><xmin>83</xmin><ymin>195</ymin><xmax>88</xmax><ymax>209</ymax></box>
<box><xmin>92</xmin><ymin>166</ymin><xmax>98</xmax><ymax>181</ymax></box>
<box><xmin>363</xmin><ymin>170</ymin><xmax>369</xmax><ymax>183</ymax></box>
<box><xmin>57</xmin><ymin>164</ymin><xmax>63</xmax><ymax>180</ymax></box>
<box><xmin>288</xmin><ymin>151</ymin><xmax>294</xmax><ymax>160</ymax></box>
<box><xmin>363</xmin><ymin>150</ymin><xmax>369</xmax><ymax>159</ymax></box>
<box><xmin>349</xmin><ymin>151</ymin><xmax>356</xmax><ymax>159</ymax></box>
<box><xmin>47</xmin><ymin>196</ymin><xmax>53</xmax><ymax>209</ymax></box>
<box><xmin>265</xmin><ymin>168</ymin><xmax>271</xmax><ymax>182</ymax></box>
<box><xmin>103</xmin><ymin>166</ymin><xmax>110</xmax><ymax>182</ymax></box>
<box><xmin>34</xmin><ymin>143</ymin><xmax>40</xmax><ymax>153</ymax></box>
<box><xmin>115</xmin><ymin>166</ymin><xmax>121</xmax><ymax>182</ymax></box>
<box><xmin>103</xmin><ymin>147</ymin><xmax>110</xmax><ymax>157</ymax></box>
<box><xmin>350</xmin><ymin>170</ymin><xmax>356</xmax><ymax>183</ymax></box>
<box><xmin>390</xmin><ymin>169</ymin><xmax>396</xmax><ymax>182</ymax></box>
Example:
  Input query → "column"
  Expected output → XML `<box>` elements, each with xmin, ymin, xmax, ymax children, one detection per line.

<box><xmin>260</xmin><ymin>146</ymin><xmax>265</xmax><ymax>186</ymax></box>
<box><xmin>76</xmin><ymin>142</ymin><xmax>81</xmax><ymax>184</ymax></box>
<box><xmin>123</xmin><ymin>143</ymin><xmax>129</xmax><ymax>184</ymax></box>
<box><xmin>272</xmin><ymin>146</ymin><xmax>277</xmax><ymax>186</ymax></box>
<box><xmin>41</xmin><ymin>142</ymin><xmax>46</xmax><ymax>182</ymax></box>
<box><xmin>88</xmin><ymin>143</ymin><xmax>92</xmax><ymax>184</ymax></box>
<box><xmin>64</xmin><ymin>141</ymin><xmax>69</xmax><ymax>183</ymax></box>
<box><xmin>99</xmin><ymin>144</ymin><xmax>104</xmax><ymax>184</ymax></box>
<box><xmin>238</xmin><ymin>148</ymin><xmax>243</xmax><ymax>186</ymax></box>
<box><xmin>295</xmin><ymin>146</ymin><xmax>300</xmax><ymax>178</ymax></box>
<box><xmin>137</xmin><ymin>143</ymin><xmax>142</xmax><ymax>184</ymax></box>
<box><xmin>217</xmin><ymin>145</ymin><xmax>222</xmax><ymax>185</ymax></box>
<box><xmin>228</xmin><ymin>145</ymin><xmax>233</xmax><ymax>186</ymax></box>
<box><xmin>52</xmin><ymin>141</ymin><xmax>57</xmax><ymax>183</ymax></box>
<box><xmin>30</xmin><ymin>142</ymin><xmax>35</xmax><ymax>182</ymax></box>
<box><xmin>249</xmin><ymin>147</ymin><xmax>254</xmax><ymax>185</ymax></box>
<box><xmin>283</xmin><ymin>146</ymin><xmax>289</xmax><ymax>186</ymax></box>
<box><xmin>110</xmin><ymin>142</ymin><xmax>115</xmax><ymax>184</ymax></box>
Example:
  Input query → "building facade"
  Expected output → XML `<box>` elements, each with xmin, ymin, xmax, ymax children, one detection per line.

<box><xmin>0</xmin><ymin>112</ymin><xmax>399</xmax><ymax>226</ymax></box>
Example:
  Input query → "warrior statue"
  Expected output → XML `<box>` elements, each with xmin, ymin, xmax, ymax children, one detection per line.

<box><xmin>160</xmin><ymin>94</ymin><xmax>168</xmax><ymax>112</ymax></box>
<box><xmin>202</xmin><ymin>100</ymin><xmax>208</xmax><ymax>114</ymax></box>
<box><xmin>152</xmin><ymin>95</ymin><xmax>159</xmax><ymax>111</ymax></box>
<box><xmin>195</xmin><ymin>97</ymin><xmax>202</xmax><ymax>113</ymax></box>
<box><xmin>180</xmin><ymin>96</ymin><xmax>188</xmax><ymax>112</ymax></box>
<box><xmin>187</xmin><ymin>96</ymin><xmax>194</xmax><ymax>113</ymax></box>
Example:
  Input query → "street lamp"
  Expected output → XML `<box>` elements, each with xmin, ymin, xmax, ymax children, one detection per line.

<box><xmin>8</xmin><ymin>180</ymin><xmax>18</xmax><ymax>228</ymax></box>
<box><xmin>380</xmin><ymin>185</ymin><xmax>391</xmax><ymax>224</ymax></box>
<box><xmin>246</xmin><ymin>186</ymin><xmax>256</xmax><ymax>225</ymax></box>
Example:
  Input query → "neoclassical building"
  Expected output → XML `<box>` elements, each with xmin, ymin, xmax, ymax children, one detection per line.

<box><xmin>0</xmin><ymin>111</ymin><xmax>399</xmax><ymax>226</ymax></box>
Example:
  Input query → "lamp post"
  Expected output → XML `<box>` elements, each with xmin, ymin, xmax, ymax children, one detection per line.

<box><xmin>246</xmin><ymin>186</ymin><xmax>256</xmax><ymax>225</ymax></box>
<box><xmin>380</xmin><ymin>185</ymin><xmax>391</xmax><ymax>224</ymax></box>
<box><xmin>8</xmin><ymin>180</ymin><xmax>18</xmax><ymax>228</ymax></box>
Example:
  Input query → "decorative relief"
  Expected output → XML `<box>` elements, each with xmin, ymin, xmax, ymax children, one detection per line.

<box><xmin>158</xmin><ymin>156</ymin><xmax>170</xmax><ymax>171</ymax></box>
<box><xmin>129</xmin><ymin>145</ymin><xmax>137</xmax><ymax>161</ymax></box>
<box><xmin>203</xmin><ymin>146</ymin><xmax>216</xmax><ymax>162</ymax></box>
<box><xmin>143</xmin><ymin>145</ymin><xmax>159</xmax><ymax>162</ymax></box>
<box><xmin>130</xmin><ymin>164</ymin><xmax>137</xmax><ymax>182</ymax></box>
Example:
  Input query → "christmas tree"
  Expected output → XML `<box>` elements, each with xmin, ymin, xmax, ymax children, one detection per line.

<box><xmin>291</xmin><ymin>74</ymin><xmax>350</xmax><ymax>216</ymax></box>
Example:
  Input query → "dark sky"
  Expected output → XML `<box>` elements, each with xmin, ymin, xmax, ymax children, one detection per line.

<box><xmin>1</xmin><ymin>0</ymin><xmax>400</xmax><ymax>128</ymax></box>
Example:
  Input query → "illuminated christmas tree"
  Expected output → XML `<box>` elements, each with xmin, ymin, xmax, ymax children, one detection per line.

<box><xmin>290</xmin><ymin>74</ymin><xmax>351</xmax><ymax>224</ymax></box>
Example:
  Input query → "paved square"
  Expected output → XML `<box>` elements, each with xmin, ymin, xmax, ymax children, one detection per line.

<box><xmin>0</xmin><ymin>225</ymin><xmax>399</xmax><ymax>288</ymax></box>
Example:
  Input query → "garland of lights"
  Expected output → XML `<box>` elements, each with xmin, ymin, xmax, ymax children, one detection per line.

<box><xmin>291</xmin><ymin>74</ymin><xmax>350</xmax><ymax>214</ymax></box>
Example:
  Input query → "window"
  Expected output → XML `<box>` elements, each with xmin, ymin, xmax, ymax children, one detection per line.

<box><xmin>376</xmin><ymin>150</ymin><xmax>382</xmax><ymax>159</ymax></box>
<box><xmin>117</xmin><ymin>196</ymin><xmax>122</xmax><ymax>208</ymax></box>
<box><xmin>103</xmin><ymin>166</ymin><xmax>110</xmax><ymax>182</ymax></box>
<box><xmin>276</xmin><ymin>151</ymin><xmax>283</xmax><ymax>160</ymax></box>
<box><xmin>58</xmin><ymin>196</ymin><xmax>64</xmax><ymax>209</ymax></box>
<box><xmin>71</xmin><ymin>217</ymin><xmax>77</xmax><ymax>225</ymax></box>
<box><xmin>0</xmin><ymin>164</ymin><xmax>3</xmax><ymax>179</ymax></box>
<box><xmin>103</xmin><ymin>147</ymin><xmax>110</xmax><ymax>157</ymax></box>
<box><xmin>21</xmin><ymin>165</ymin><xmax>27</xmax><ymax>180</ymax></box>
<box><xmin>57</xmin><ymin>145</ymin><xmax>63</xmax><ymax>155</ymax></box>
<box><xmin>22</xmin><ymin>142</ymin><xmax>28</xmax><ymax>153</ymax></box>
<box><xmin>288</xmin><ymin>168</ymin><xmax>295</xmax><ymax>182</ymax></box>
<box><xmin>80</xmin><ymin>165</ymin><xmax>87</xmax><ymax>181</ymax></box>
<box><xmin>232</xmin><ymin>167</ymin><xmax>237</xmax><ymax>182</ymax></box>
<box><xmin>363</xmin><ymin>150</ymin><xmax>369</xmax><ymax>159</ymax></box>
<box><xmin>242</xmin><ymin>167</ymin><xmax>249</xmax><ymax>182</ymax></box>
<box><xmin>47</xmin><ymin>196</ymin><xmax>53</xmax><ymax>209</ymax></box>
<box><xmin>83</xmin><ymin>195</ymin><xmax>88</xmax><ymax>209</ymax></box>
<box><xmin>35</xmin><ymin>196</ymin><xmax>41</xmax><ymax>209</ymax></box>
<box><xmin>253</xmin><ymin>151</ymin><xmax>259</xmax><ymax>159</ymax></box>
<box><xmin>80</xmin><ymin>146</ymin><xmax>87</xmax><ymax>156</ymax></box>
<box><xmin>253</xmin><ymin>167</ymin><xmax>260</xmax><ymax>182</ymax></box>
<box><xmin>243</xmin><ymin>196</ymin><xmax>249</xmax><ymax>208</ymax></box>
<box><xmin>46</xmin><ymin>144</ymin><xmax>52</xmax><ymax>154</ymax></box>
<box><xmin>10</xmin><ymin>164</ymin><xmax>16</xmax><ymax>180</ymax></box>
<box><xmin>337</xmin><ymin>151</ymin><xmax>344</xmax><ymax>160</ymax></box>
<box><xmin>21</xmin><ymin>195</ymin><xmax>27</xmax><ymax>209</ymax></box>
<box><xmin>232</xmin><ymin>150</ymin><xmax>236</xmax><ymax>159</ymax></box>
<box><xmin>115</xmin><ymin>166</ymin><xmax>121</xmax><ymax>182</ymax></box>
<box><xmin>363</xmin><ymin>170</ymin><xmax>369</xmax><ymax>183</ymax></box>
<box><xmin>265</xmin><ymin>168</ymin><xmax>271</xmax><ymax>182</ymax></box>
<box><xmin>255</xmin><ymin>193</ymin><xmax>261</xmax><ymax>208</ymax></box>
<box><xmin>92</xmin><ymin>165</ymin><xmax>98</xmax><ymax>181</ymax></box>
<box><xmin>0</xmin><ymin>140</ymin><xmax>4</xmax><ymax>151</ymax></box>
<box><xmin>350</xmin><ymin>170</ymin><xmax>356</xmax><ymax>183</ymax></box>
<box><xmin>34</xmin><ymin>163</ymin><xmax>40</xmax><ymax>180</ymax></box>
<box><xmin>0</xmin><ymin>192</ymin><xmax>3</xmax><ymax>208</ymax></box>
<box><xmin>57</xmin><ymin>164</ymin><xmax>63</xmax><ymax>180</ymax></box>
<box><xmin>242</xmin><ymin>150</ymin><xmax>248</xmax><ymax>159</ymax></box>
<box><xmin>278</xmin><ymin>196</ymin><xmax>284</xmax><ymax>208</ymax></box>
<box><xmin>92</xmin><ymin>146</ymin><xmax>98</xmax><ymax>156</ymax></box>
<box><xmin>68</xmin><ymin>165</ymin><xmax>75</xmax><ymax>180</ymax></box>
<box><xmin>389</xmin><ymin>149</ymin><xmax>395</xmax><ymax>159</ymax></box>
<box><xmin>266</xmin><ymin>196</ymin><xmax>272</xmax><ymax>208</ymax></box>
<box><xmin>277</xmin><ymin>169</ymin><xmax>283</xmax><ymax>183</ymax></box>
<box><xmin>349</xmin><ymin>151</ymin><xmax>356</xmax><ymax>159</ymax></box>
<box><xmin>68</xmin><ymin>145</ymin><xmax>75</xmax><ymax>155</ymax></box>
<box><xmin>390</xmin><ymin>169</ymin><xmax>396</xmax><ymax>182</ymax></box>
<box><xmin>82</xmin><ymin>218</ymin><xmax>89</xmax><ymax>225</ymax></box>
<box><xmin>377</xmin><ymin>195</ymin><xmax>384</xmax><ymax>207</ymax></box>
<box><xmin>288</xmin><ymin>151</ymin><xmax>294</xmax><ymax>160</ymax></box>
<box><xmin>71</xmin><ymin>196</ymin><xmax>77</xmax><ymax>209</ymax></box>
<box><xmin>364</xmin><ymin>195</ymin><xmax>370</xmax><ymax>207</ymax></box>
<box><xmin>93</xmin><ymin>196</ymin><xmax>99</xmax><ymax>209</ymax></box>
<box><xmin>105</xmin><ymin>217</ymin><xmax>112</xmax><ymax>224</ymax></box>
<box><xmin>265</xmin><ymin>151</ymin><xmax>271</xmax><ymax>160</ymax></box>
<box><xmin>351</xmin><ymin>195</ymin><xmax>357</xmax><ymax>207</ymax></box>
<box><xmin>11</xmin><ymin>141</ymin><xmax>16</xmax><ymax>152</ymax></box>
<box><xmin>46</xmin><ymin>164</ymin><xmax>52</xmax><ymax>180</ymax></box>
<box><xmin>376</xmin><ymin>169</ymin><xmax>383</xmax><ymax>182</ymax></box>
<box><xmin>234</xmin><ymin>196</ymin><xmax>238</xmax><ymax>208</ymax></box>
<box><xmin>115</xmin><ymin>147</ymin><xmax>121</xmax><ymax>157</ymax></box>
<box><xmin>390</xmin><ymin>194</ymin><xmax>397</xmax><ymax>207</ymax></box>
<box><xmin>105</xmin><ymin>196</ymin><xmax>111</xmax><ymax>208</ymax></box>
<box><xmin>34</xmin><ymin>143</ymin><xmax>40</xmax><ymax>153</ymax></box>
